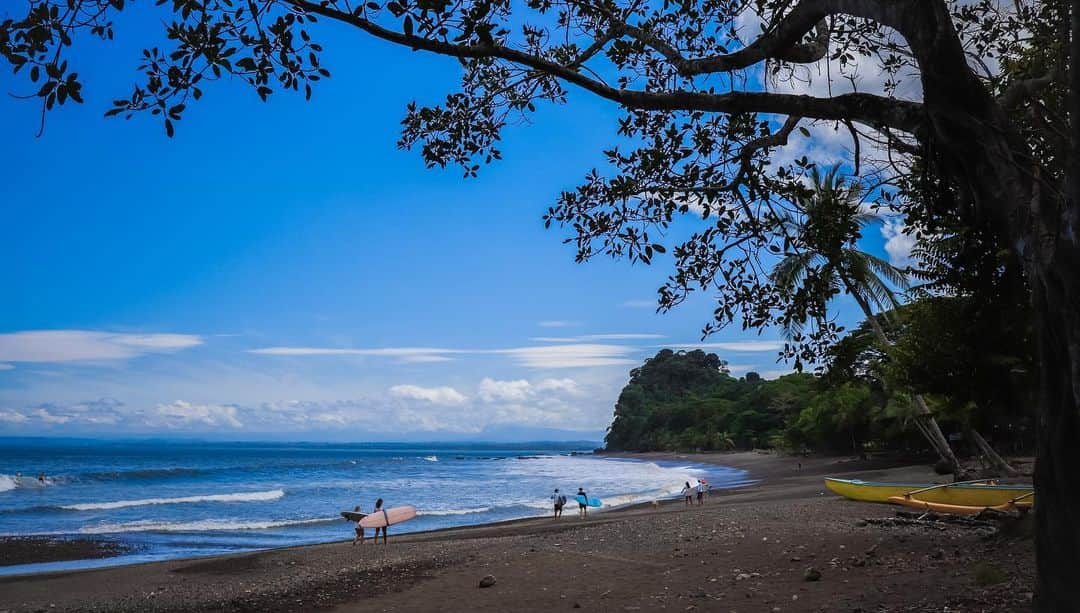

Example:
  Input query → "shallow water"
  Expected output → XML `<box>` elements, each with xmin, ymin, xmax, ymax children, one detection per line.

<box><xmin>0</xmin><ymin>439</ymin><xmax>752</xmax><ymax>574</ymax></box>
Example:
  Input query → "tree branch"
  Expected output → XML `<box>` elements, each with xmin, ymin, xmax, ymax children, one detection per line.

<box><xmin>998</xmin><ymin>69</ymin><xmax>1057</xmax><ymax>109</ymax></box>
<box><xmin>286</xmin><ymin>0</ymin><xmax>925</xmax><ymax>133</ymax></box>
<box><xmin>679</xmin><ymin>15</ymin><xmax>830</xmax><ymax>76</ymax></box>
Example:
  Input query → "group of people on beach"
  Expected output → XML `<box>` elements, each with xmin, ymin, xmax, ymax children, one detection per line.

<box><xmin>349</xmin><ymin>478</ymin><xmax>712</xmax><ymax>545</ymax></box>
<box><xmin>350</xmin><ymin>498</ymin><xmax>388</xmax><ymax>545</ymax></box>
<box><xmin>681</xmin><ymin>479</ymin><xmax>710</xmax><ymax>505</ymax></box>
<box><xmin>550</xmin><ymin>487</ymin><xmax>591</xmax><ymax>518</ymax></box>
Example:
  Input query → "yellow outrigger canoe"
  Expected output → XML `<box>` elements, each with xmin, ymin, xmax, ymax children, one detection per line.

<box><xmin>825</xmin><ymin>478</ymin><xmax>1035</xmax><ymax>508</ymax></box>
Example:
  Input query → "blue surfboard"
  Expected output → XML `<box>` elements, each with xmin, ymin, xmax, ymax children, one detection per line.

<box><xmin>575</xmin><ymin>495</ymin><xmax>602</xmax><ymax>508</ymax></box>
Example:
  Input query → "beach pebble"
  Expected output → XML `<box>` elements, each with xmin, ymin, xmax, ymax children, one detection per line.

<box><xmin>478</xmin><ymin>575</ymin><xmax>497</xmax><ymax>588</ymax></box>
<box><xmin>803</xmin><ymin>567</ymin><xmax>821</xmax><ymax>582</ymax></box>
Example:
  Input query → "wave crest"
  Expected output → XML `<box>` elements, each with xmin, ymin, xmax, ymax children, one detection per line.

<box><xmin>61</xmin><ymin>489</ymin><xmax>285</xmax><ymax>511</ymax></box>
<box><xmin>418</xmin><ymin>506</ymin><xmax>490</xmax><ymax>516</ymax></box>
<box><xmin>79</xmin><ymin>516</ymin><xmax>335</xmax><ymax>534</ymax></box>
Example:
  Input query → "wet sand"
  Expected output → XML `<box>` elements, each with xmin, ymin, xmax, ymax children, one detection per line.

<box><xmin>0</xmin><ymin>452</ymin><xmax>1034</xmax><ymax>612</ymax></box>
<box><xmin>0</xmin><ymin>536</ymin><xmax>132</xmax><ymax>566</ymax></box>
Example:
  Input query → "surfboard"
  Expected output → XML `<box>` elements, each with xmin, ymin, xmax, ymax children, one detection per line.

<box><xmin>575</xmin><ymin>495</ymin><xmax>602</xmax><ymax>508</ymax></box>
<box><xmin>358</xmin><ymin>505</ymin><xmax>417</xmax><ymax>528</ymax></box>
<box><xmin>341</xmin><ymin>511</ymin><xmax>367</xmax><ymax>522</ymax></box>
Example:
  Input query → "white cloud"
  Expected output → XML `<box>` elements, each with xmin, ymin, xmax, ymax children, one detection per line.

<box><xmin>389</xmin><ymin>384</ymin><xmax>467</xmax><ymax>405</ymax></box>
<box><xmin>154</xmin><ymin>400</ymin><xmax>243</xmax><ymax>429</ymax></box>
<box><xmin>881</xmin><ymin>218</ymin><xmax>916</xmax><ymax>267</ymax></box>
<box><xmin>34</xmin><ymin>408</ymin><xmax>71</xmax><ymax>424</ymax></box>
<box><xmin>494</xmin><ymin>344</ymin><xmax>638</xmax><ymax>369</ymax></box>
<box><xmin>531</xmin><ymin>333</ymin><xmax>664</xmax><ymax>343</ymax></box>
<box><xmin>249</xmin><ymin>346</ymin><xmax>463</xmax><ymax>363</ymax></box>
<box><xmin>535</xmin><ymin>378</ymin><xmax>583</xmax><ymax>395</ymax></box>
<box><xmin>478</xmin><ymin>377</ymin><xmax>584</xmax><ymax>403</ymax></box>
<box><xmin>0</xmin><ymin>410</ymin><xmax>27</xmax><ymax>423</ymax></box>
<box><xmin>252</xmin><ymin>342</ymin><xmax>642</xmax><ymax>370</ymax></box>
<box><xmin>0</xmin><ymin>330</ymin><xmax>202</xmax><ymax>363</ymax></box>
<box><xmin>399</xmin><ymin>355</ymin><xmax>455</xmax><ymax>363</ymax></box>
<box><xmin>619</xmin><ymin>299</ymin><xmax>656</xmax><ymax>309</ymax></box>
<box><xmin>0</xmin><ymin>371</ymin><xmax>613</xmax><ymax>434</ymax></box>
<box><xmin>470</xmin><ymin>376</ymin><xmax>603</xmax><ymax>430</ymax></box>
<box><xmin>670</xmin><ymin>340</ymin><xmax>785</xmax><ymax>352</ymax></box>
<box><xmin>537</xmin><ymin>320</ymin><xmax>580</xmax><ymax>328</ymax></box>
<box><xmin>478</xmin><ymin>378</ymin><xmax>532</xmax><ymax>402</ymax></box>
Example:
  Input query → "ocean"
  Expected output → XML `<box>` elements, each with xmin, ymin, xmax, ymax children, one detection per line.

<box><xmin>0</xmin><ymin>439</ymin><xmax>752</xmax><ymax>576</ymax></box>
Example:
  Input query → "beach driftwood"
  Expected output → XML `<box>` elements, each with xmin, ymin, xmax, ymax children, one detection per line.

<box><xmin>894</xmin><ymin>511</ymin><xmax>1000</xmax><ymax>528</ymax></box>
<box><xmin>862</xmin><ymin>517</ymin><xmax>948</xmax><ymax>530</ymax></box>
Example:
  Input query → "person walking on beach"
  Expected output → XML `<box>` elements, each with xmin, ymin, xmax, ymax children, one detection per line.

<box><xmin>576</xmin><ymin>487</ymin><xmax>589</xmax><ymax>519</ymax></box>
<box><xmin>681</xmin><ymin>482</ymin><xmax>694</xmax><ymax>506</ymax></box>
<box><xmin>373</xmin><ymin>498</ymin><xmax>388</xmax><ymax>544</ymax></box>
<box><xmin>351</xmin><ymin>505</ymin><xmax>365</xmax><ymax>545</ymax></box>
<box><xmin>551</xmin><ymin>488</ymin><xmax>566</xmax><ymax>518</ymax></box>
<box><xmin>695</xmin><ymin>480</ymin><xmax>705</xmax><ymax>505</ymax></box>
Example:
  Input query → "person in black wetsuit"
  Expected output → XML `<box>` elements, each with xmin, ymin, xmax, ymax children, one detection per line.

<box><xmin>372</xmin><ymin>498</ymin><xmax>388</xmax><ymax>544</ymax></box>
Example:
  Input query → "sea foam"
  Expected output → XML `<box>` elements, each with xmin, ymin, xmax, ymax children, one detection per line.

<box><xmin>61</xmin><ymin>489</ymin><xmax>285</xmax><ymax>511</ymax></box>
<box><xmin>78</xmin><ymin>516</ymin><xmax>335</xmax><ymax>534</ymax></box>
<box><xmin>418</xmin><ymin>506</ymin><xmax>490</xmax><ymax>516</ymax></box>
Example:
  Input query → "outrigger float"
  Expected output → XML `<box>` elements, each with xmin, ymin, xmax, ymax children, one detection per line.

<box><xmin>825</xmin><ymin>478</ymin><xmax>1034</xmax><ymax>515</ymax></box>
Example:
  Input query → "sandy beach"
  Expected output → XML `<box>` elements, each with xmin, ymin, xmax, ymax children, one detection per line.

<box><xmin>0</xmin><ymin>452</ymin><xmax>1034</xmax><ymax>612</ymax></box>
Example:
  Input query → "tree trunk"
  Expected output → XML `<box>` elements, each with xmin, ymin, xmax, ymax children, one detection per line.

<box><xmin>844</xmin><ymin>279</ymin><xmax>963</xmax><ymax>476</ymax></box>
<box><xmin>910</xmin><ymin>393</ymin><xmax>963</xmax><ymax>477</ymax></box>
<box><xmin>846</xmin><ymin>2</ymin><xmax>1079</xmax><ymax>607</ymax></box>
<box><xmin>969</xmin><ymin>429</ymin><xmax>1021</xmax><ymax>477</ymax></box>
<box><xmin>1030</xmin><ymin>250</ymin><xmax>1080</xmax><ymax>612</ymax></box>
<box><xmin>1032</xmin><ymin>3</ymin><xmax>1080</xmax><ymax>609</ymax></box>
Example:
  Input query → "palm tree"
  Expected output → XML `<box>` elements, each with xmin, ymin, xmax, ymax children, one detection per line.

<box><xmin>770</xmin><ymin>165</ymin><xmax>964</xmax><ymax>476</ymax></box>
<box><xmin>716</xmin><ymin>431</ymin><xmax>736</xmax><ymax>451</ymax></box>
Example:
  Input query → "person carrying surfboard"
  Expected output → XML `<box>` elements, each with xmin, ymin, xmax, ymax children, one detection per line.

<box><xmin>551</xmin><ymin>488</ymin><xmax>566</xmax><ymax>518</ymax></box>
<box><xmin>372</xmin><ymin>498</ymin><xmax>388</xmax><ymax>544</ymax></box>
<box><xmin>351</xmin><ymin>506</ymin><xmax>365</xmax><ymax>545</ymax></box>
<box><xmin>576</xmin><ymin>487</ymin><xmax>589</xmax><ymax>518</ymax></box>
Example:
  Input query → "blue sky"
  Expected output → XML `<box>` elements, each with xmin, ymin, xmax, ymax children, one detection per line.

<box><xmin>0</xmin><ymin>8</ymin><xmax>903</xmax><ymax>440</ymax></box>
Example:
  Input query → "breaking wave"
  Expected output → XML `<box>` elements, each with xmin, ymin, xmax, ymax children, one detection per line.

<box><xmin>61</xmin><ymin>489</ymin><xmax>285</xmax><ymax>511</ymax></box>
<box><xmin>418</xmin><ymin>506</ymin><xmax>490</xmax><ymax>516</ymax></box>
<box><xmin>78</xmin><ymin>516</ymin><xmax>336</xmax><ymax>534</ymax></box>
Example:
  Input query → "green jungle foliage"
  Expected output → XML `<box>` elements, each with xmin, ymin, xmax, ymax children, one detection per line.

<box><xmin>605</xmin><ymin>301</ymin><xmax>1036</xmax><ymax>455</ymax></box>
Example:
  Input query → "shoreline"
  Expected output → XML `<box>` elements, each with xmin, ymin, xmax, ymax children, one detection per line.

<box><xmin>0</xmin><ymin>451</ymin><xmax>1034</xmax><ymax>612</ymax></box>
<box><xmin>0</xmin><ymin>536</ymin><xmax>133</xmax><ymax>567</ymax></box>
<box><xmin>0</xmin><ymin>452</ymin><xmax>749</xmax><ymax>574</ymax></box>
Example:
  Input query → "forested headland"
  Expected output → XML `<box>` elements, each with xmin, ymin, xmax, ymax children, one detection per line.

<box><xmin>605</xmin><ymin>297</ymin><xmax>1034</xmax><ymax>462</ymax></box>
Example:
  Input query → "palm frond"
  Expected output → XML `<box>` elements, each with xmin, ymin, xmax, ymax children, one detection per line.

<box><xmin>860</xmin><ymin>251</ymin><xmax>910</xmax><ymax>290</ymax></box>
<box><xmin>770</xmin><ymin>251</ymin><xmax>820</xmax><ymax>292</ymax></box>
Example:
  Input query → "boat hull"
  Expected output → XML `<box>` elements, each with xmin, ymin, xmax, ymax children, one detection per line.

<box><xmin>825</xmin><ymin>478</ymin><xmax>1034</xmax><ymax>507</ymax></box>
